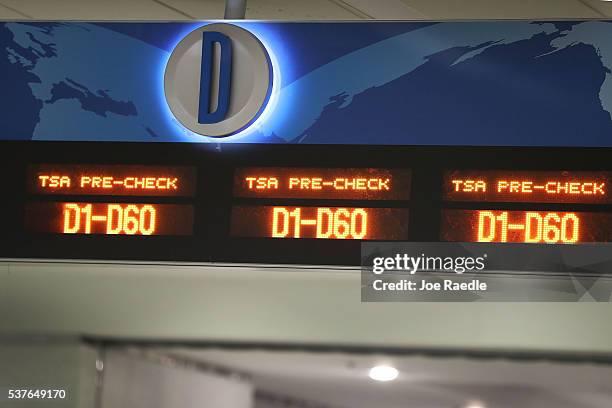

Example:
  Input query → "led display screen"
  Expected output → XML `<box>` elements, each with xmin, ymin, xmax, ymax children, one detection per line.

<box><xmin>233</xmin><ymin>167</ymin><xmax>411</xmax><ymax>200</ymax></box>
<box><xmin>25</xmin><ymin>202</ymin><xmax>194</xmax><ymax>235</ymax></box>
<box><xmin>231</xmin><ymin>206</ymin><xmax>409</xmax><ymax>240</ymax></box>
<box><xmin>441</xmin><ymin>209</ymin><xmax>611</xmax><ymax>244</ymax></box>
<box><xmin>27</xmin><ymin>164</ymin><xmax>196</xmax><ymax>197</ymax></box>
<box><xmin>443</xmin><ymin>170</ymin><xmax>610</xmax><ymax>203</ymax></box>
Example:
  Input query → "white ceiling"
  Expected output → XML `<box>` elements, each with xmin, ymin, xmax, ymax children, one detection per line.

<box><xmin>1</xmin><ymin>0</ymin><xmax>612</xmax><ymax>20</ymax></box>
<box><xmin>167</xmin><ymin>348</ymin><xmax>612</xmax><ymax>408</ymax></box>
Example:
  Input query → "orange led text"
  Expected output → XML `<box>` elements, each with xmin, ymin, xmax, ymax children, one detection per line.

<box><xmin>37</xmin><ymin>174</ymin><xmax>179</xmax><ymax>191</ymax></box>
<box><xmin>271</xmin><ymin>207</ymin><xmax>368</xmax><ymax>239</ymax></box>
<box><xmin>245</xmin><ymin>176</ymin><xmax>390</xmax><ymax>191</ymax></box>
<box><xmin>62</xmin><ymin>203</ymin><xmax>157</xmax><ymax>235</ymax></box>
<box><xmin>451</xmin><ymin>178</ymin><xmax>606</xmax><ymax>196</ymax></box>
<box><xmin>476</xmin><ymin>210</ymin><xmax>580</xmax><ymax>244</ymax></box>
<box><xmin>497</xmin><ymin>180</ymin><xmax>605</xmax><ymax>195</ymax></box>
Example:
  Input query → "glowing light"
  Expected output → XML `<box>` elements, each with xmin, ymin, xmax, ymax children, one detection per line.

<box><xmin>224</xmin><ymin>29</ymin><xmax>282</xmax><ymax>141</ymax></box>
<box><xmin>25</xmin><ymin>202</ymin><xmax>194</xmax><ymax>236</ymax></box>
<box><xmin>38</xmin><ymin>175</ymin><xmax>71</xmax><ymax>188</ymax></box>
<box><xmin>453</xmin><ymin>178</ymin><xmax>606</xmax><ymax>196</ymax></box>
<box><xmin>444</xmin><ymin>171</ymin><xmax>610</xmax><ymax>203</ymax></box>
<box><xmin>226</xmin><ymin>21</ymin><xmax>291</xmax><ymax>142</ymax></box>
<box><xmin>270</xmin><ymin>207</ymin><xmax>369</xmax><ymax>239</ymax></box>
<box><xmin>452</xmin><ymin>179</ymin><xmax>486</xmax><ymax>192</ymax></box>
<box><xmin>157</xmin><ymin>23</ymin><xmax>205</xmax><ymax>143</ymax></box>
<box><xmin>159</xmin><ymin>22</ymin><xmax>286</xmax><ymax>143</ymax></box>
<box><xmin>29</xmin><ymin>165</ymin><xmax>195</xmax><ymax>196</ymax></box>
<box><xmin>368</xmin><ymin>365</ymin><xmax>398</xmax><ymax>382</ymax></box>
<box><xmin>62</xmin><ymin>203</ymin><xmax>158</xmax><ymax>235</ymax></box>
<box><xmin>234</xmin><ymin>167</ymin><xmax>411</xmax><ymax>200</ymax></box>
<box><xmin>230</xmin><ymin>205</ymin><xmax>409</xmax><ymax>240</ymax></box>
<box><xmin>439</xmin><ymin>210</ymin><xmax>611</xmax><ymax>244</ymax></box>
<box><xmin>246</xmin><ymin>176</ymin><xmax>280</xmax><ymax>190</ymax></box>
<box><xmin>475</xmin><ymin>210</ymin><xmax>580</xmax><ymax>244</ymax></box>
<box><xmin>245</xmin><ymin>176</ymin><xmax>391</xmax><ymax>191</ymax></box>
<box><xmin>497</xmin><ymin>180</ymin><xmax>605</xmax><ymax>195</ymax></box>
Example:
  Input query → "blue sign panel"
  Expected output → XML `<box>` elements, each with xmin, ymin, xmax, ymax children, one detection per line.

<box><xmin>2</xmin><ymin>20</ymin><xmax>612</xmax><ymax>146</ymax></box>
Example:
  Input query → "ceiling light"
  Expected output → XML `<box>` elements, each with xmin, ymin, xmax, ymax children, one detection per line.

<box><xmin>368</xmin><ymin>365</ymin><xmax>399</xmax><ymax>382</ymax></box>
<box><xmin>465</xmin><ymin>401</ymin><xmax>486</xmax><ymax>408</ymax></box>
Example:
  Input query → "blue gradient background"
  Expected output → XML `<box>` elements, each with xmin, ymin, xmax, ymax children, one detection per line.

<box><xmin>2</xmin><ymin>20</ymin><xmax>612</xmax><ymax>146</ymax></box>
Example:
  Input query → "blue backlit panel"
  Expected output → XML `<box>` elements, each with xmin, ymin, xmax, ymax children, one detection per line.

<box><xmin>2</xmin><ymin>20</ymin><xmax>612</xmax><ymax>146</ymax></box>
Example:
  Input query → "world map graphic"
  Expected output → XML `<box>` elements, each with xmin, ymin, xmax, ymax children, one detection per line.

<box><xmin>2</xmin><ymin>20</ymin><xmax>612</xmax><ymax>146</ymax></box>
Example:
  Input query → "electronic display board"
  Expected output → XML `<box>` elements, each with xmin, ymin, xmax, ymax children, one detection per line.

<box><xmin>440</xmin><ymin>170</ymin><xmax>612</xmax><ymax>244</ymax></box>
<box><xmin>2</xmin><ymin>20</ymin><xmax>612</xmax><ymax>265</ymax></box>
<box><xmin>1</xmin><ymin>142</ymin><xmax>611</xmax><ymax>265</ymax></box>
<box><xmin>231</xmin><ymin>167</ymin><xmax>411</xmax><ymax>240</ymax></box>
<box><xmin>24</xmin><ymin>164</ymin><xmax>196</xmax><ymax>237</ymax></box>
<box><xmin>233</xmin><ymin>167</ymin><xmax>411</xmax><ymax>200</ymax></box>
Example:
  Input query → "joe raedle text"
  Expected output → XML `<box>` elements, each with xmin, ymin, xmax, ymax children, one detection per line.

<box><xmin>372</xmin><ymin>278</ymin><xmax>487</xmax><ymax>292</ymax></box>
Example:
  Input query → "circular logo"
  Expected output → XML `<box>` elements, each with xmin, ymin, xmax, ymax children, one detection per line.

<box><xmin>164</xmin><ymin>23</ymin><xmax>273</xmax><ymax>137</ymax></box>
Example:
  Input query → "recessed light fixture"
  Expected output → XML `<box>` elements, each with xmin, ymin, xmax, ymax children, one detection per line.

<box><xmin>368</xmin><ymin>365</ymin><xmax>399</xmax><ymax>382</ymax></box>
<box><xmin>465</xmin><ymin>401</ymin><xmax>486</xmax><ymax>408</ymax></box>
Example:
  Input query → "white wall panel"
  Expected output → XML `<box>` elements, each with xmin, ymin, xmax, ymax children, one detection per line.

<box><xmin>0</xmin><ymin>4</ymin><xmax>30</xmax><ymax>19</ymax></box>
<box><xmin>0</xmin><ymin>0</ymin><xmax>191</xmax><ymax>20</ymax></box>
<box><xmin>0</xmin><ymin>339</ymin><xmax>97</xmax><ymax>408</ymax></box>
<box><xmin>101</xmin><ymin>349</ymin><xmax>252</xmax><ymax>408</ymax></box>
<box><xmin>245</xmin><ymin>0</ymin><xmax>363</xmax><ymax>20</ymax></box>
<box><xmin>343</xmin><ymin>0</ymin><xmax>427</xmax><ymax>19</ymax></box>
<box><xmin>401</xmin><ymin>0</ymin><xmax>603</xmax><ymax>19</ymax></box>
<box><xmin>2</xmin><ymin>261</ymin><xmax>612</xmax><ymax>355</ymax></box>
<box><xmin>582</xmin><ymin>0</ymin><xmax>612</xmax><ymax>17</ymax></box>
<box><xmin>0</xmin><ymin>0</ymin><xmax>608</xmax><ymax>21</ymax></box>
<box><xmin>156</xmin><ymin>0</ymin><xmax>224</xmax><ymax>19</ymax></box>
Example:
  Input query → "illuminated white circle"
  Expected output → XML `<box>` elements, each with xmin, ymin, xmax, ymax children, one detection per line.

<box><xmin>368</xmin><ymin>365</ymin><xmax>399</xmax><ymax>382</ymax></box>
<box><xmin>164</xmin><ymin>23</ymin><xmax>273</xmax><ymax>137</ymax></box>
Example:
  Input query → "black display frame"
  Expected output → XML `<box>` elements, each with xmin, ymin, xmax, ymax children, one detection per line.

<box><xmin>1</xmin><ymin>141</ymin><xmax>611</xmax><ymax>266</ymax></box>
